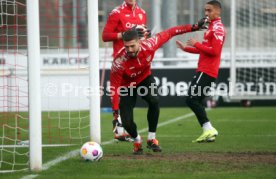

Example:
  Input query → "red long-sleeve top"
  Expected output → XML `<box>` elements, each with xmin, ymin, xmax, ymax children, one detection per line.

<box><xmin>184</xmin><ymin>17</ymin><xmax>226</xmax><ymax>78</ymax></box>
<box><xmin>110</xmin><ymin>24</ymin><xmax>192</xmax><ymax>110</ymax></box>
<box><xmin>102</xmin><ymin>2</ymin><xmax>147</xmax><ymax>57</ymax></box>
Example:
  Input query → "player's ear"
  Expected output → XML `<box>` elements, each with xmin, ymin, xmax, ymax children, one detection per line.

<box><xmin>214</xmin><ymin>4</ymin><xmax>221</xmax><ymax>14</ymax></box>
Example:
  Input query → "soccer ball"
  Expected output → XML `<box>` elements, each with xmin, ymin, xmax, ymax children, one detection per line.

<box><xmin>80</xmin><ymin>141</ymin><xmax>103</xmax><ymax>161</ymax></box>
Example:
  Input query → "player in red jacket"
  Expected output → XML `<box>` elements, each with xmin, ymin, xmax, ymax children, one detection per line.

<box><xmin>102</xmin><ymin>0</ymin><xmax>150</xmax><ymax>57</ymax></box>
<box><xmin>102</xmin><ymin>0</ymin><xmax>150</xmax><ymax>142</ymax></box>
<box><xmin>110</xmin><ymin>20</ymin><xmax>206</xmax><ymax>154</ymax></box>
<box><xmin>176</xmin><ymin>0</ymin><xmax>226</xmax><ymax>143</ymax></box>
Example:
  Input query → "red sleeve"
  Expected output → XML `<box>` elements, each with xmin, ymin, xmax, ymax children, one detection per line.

<box><xmin>110</xmin><ymin>58</ymin><xmax>124</xmax><ymax>111</ymax></box>
<box><xmin>144</xmin><ymin>24</ymin><xmax>192</xmax><ymax>51</ymax></box>
<box><xmin>194</xmin><ymin>31</ymin><xmax>225</xmax><ymax>56</ymax></box>
<box><xmin>183</xmin><ymin>46</ymin><xmax>200</xmax><ymax>54</ymax></box>
<box><xmin>102</xmin><ymin>10</ymin><xmax>120</xmax><ymax>42</ymax></box>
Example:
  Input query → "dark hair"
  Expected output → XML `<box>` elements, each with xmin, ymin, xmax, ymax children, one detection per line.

<box><xmin>122</xmin><ymin>29</ymin><xmax>139</xmax><ymax>41</ymax></box>
<box><xmin>207</xmin><ymin>0</ymin><xmax>221</xmax><ymax>9</ymax></box>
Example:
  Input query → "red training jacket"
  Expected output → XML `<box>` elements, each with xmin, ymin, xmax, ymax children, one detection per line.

<box><xmin>110</xmin><ymin>24</ymin><xmax>192</xmax><ymax>110</ymax></box>
<box><xmin>102</xmin><ymin>2</ymin><xmax>147</xmax><ymax>57</ymax></box>
<box><xmin>184</xmin><ymin>17</ymin><xmax>226</xmax><ymax>78</ymax></box>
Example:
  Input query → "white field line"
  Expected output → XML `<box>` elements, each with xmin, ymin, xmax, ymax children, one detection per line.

<box><xmin>21</xmin><ymin>174</ymin><xmax>39</xmax><ymax>179</ymax></box>
<box><xmin>138</xmin><ymin>112</ymin><xmax>196</xmax><ymax>133</ymax></box>
<box><xmin>21</xmin><ymin>111</ymin><xmax>197</xmax><ymax>179</ymax></box>
<box><xmin>1</xmin><ymin>144</ymin><xmax>77</xmax><ymax>148</ymax></box>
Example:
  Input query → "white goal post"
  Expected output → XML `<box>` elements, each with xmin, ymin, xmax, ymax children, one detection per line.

<box><xmin>27</xmin><ymin>0</ymin><xmax>42</xmax><ymax>171</ymax></box>
<box><xmin>88</xmin><ymin>0</ymin><xmax>101</xmax><ymax>143</ymax></box>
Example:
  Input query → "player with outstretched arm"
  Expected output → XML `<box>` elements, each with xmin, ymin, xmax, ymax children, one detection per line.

<box><xmin>176</xmin><ymin>0</ymin><xmax>226</xmax><ymax>143</ymax></box>
<box><xmin>110</xmin><ymin>20</ymin><xmax>206</xmax><ymax>154</ymax></box>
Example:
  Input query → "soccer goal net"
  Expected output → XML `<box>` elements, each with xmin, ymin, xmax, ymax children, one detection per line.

<box><xmin>230</xmin><ymin>0</ymin><xmax>276</xmax><ymax>99</ymax></box>
<box><xmin>39</xmin><ymin>0</ymin><xmax>92</xmax><ymax>145</ymax></box>
<box><xmin>0</xmin><ymin>0</ymin><xmax>29</xmax><ymax>172</ymax></box>
<box><xmin>1</xmin><ymin>0</ymin><xmax>100</xmax><ymax>172</ymax></box>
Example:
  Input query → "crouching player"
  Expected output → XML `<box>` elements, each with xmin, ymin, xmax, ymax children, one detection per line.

<box><xmin>110</xmin><ymin>19</ymin><xmax>207</xmax><ymax>154</ymax></box>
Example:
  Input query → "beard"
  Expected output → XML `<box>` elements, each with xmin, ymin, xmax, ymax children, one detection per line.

<box><xmin>127</xmin><ymin>51</ymin><xmax>138</xmax><ymax>58</ymax></box>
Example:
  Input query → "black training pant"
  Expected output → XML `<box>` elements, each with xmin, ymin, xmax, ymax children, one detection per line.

<box><xmin>186</xmin><ymin>72</ymin><xmax>216</xmax><ymax>126</ymax></box>
<box><xmin>119</xmin><ymin>75</ymin><xmax>160</xmax><ymax>138</ymax></box>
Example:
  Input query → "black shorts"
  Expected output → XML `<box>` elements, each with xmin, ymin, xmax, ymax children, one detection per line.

<box><xmin>188</xmin><ymin>72</ymin><xmax>216</xmax><ymax>101</ymax></box>
<box><xmin>119</xmin><ymin>75</ymin><xmax>159</xmax><ymax>108</ymax></box>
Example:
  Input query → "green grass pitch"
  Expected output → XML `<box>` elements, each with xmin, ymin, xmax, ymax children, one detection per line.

<box><xmin>1</xmin><ymin>107</ymin><xmax>276</xmax><ymax>178</ymax></box>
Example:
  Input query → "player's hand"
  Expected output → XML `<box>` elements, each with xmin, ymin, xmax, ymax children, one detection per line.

<box><xmin>113</xmin><ymin>110</ymin><xmax>119</xmax><ymax>120</ymax></box>
<box><xmin>132</xmin><ymin>25</ymin><xmax>151</xmax><ymax>39</ymax></box>
<box><xmin>176</xmin><ymin>40</ymin><xmax>186</xmax><ymax>50</ymax></box>
<box><xmin>144</xmin><ymin>29</ymin><xmax>151</xmax><ymax>38</ymax></box>
<box><xmin>191</xmin><ymin>17</ymin><xmax>209</xmax><ymax>31</ymax></box>
<box><xmin>187</xmin><ymin>38</ymin><xmax>198</xmax><ymax>46</ymax></box>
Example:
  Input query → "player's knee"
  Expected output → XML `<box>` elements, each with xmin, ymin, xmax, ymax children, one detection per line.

<box><xmin>186</xmin><ymin>96</ymin><xmax>202</xmax><ymax>109</ymax></box>
<box><xmin>148</xmin><ymin>96</ymin><xmax>159</xmax><ymax>106</ymax></box>
<box><xmin>186</xmin><ymin>97</ymin><xmax>195</xmax><ymax>107</ymax></box>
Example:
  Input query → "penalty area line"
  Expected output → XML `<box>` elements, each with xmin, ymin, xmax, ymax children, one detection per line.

<box><xmin>21</xmin><ymin>111</ymin><xmax>197</xmax><ymax>179</ymax></box>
